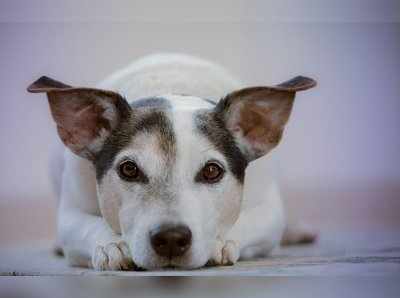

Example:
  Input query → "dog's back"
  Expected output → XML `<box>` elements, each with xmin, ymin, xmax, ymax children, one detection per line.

<box><xmin>97</xmin><ymin>53</ymin><xmax>243</xmax><ymax>103</ymax></box>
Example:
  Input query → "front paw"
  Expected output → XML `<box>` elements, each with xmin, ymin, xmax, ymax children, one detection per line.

<box><xmin>208</xmin><ymin>239</ymin><xmax>240</xmax><ymax>266</ymax></box>
<box><xmin>92</xmin><ymin>241</ymin><xmax>135</xmax><ymax>271</ymax></box>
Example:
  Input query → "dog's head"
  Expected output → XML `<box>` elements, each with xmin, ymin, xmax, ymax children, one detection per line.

<box><xmin>28</xmin><ymin>75</ymin><xmax>315</xmax><ymax>269</ymax></box>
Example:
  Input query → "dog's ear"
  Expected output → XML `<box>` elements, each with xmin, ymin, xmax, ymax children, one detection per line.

<box><xmin>215</xmin><ymin>76</ymin><xmax>316</xmax><ymax>161</ymax></box>
<box><xmin>28</xmin><ymin>76</ymin><xmax>131</xmax><ymax>160</ymax></box>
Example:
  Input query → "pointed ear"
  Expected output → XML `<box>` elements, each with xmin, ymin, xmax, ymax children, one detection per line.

<box><xmin>215</xmin><ymin>76</ymin><xmax>316</xmax><ymax>161</ymax></box>
<box><xmin>27</xmin><ymin>76</ymin><xmax>131</xmax><ymax>160</ymax></box>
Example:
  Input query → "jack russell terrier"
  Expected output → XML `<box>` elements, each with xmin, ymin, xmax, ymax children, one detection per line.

<box><xmin>27</xmin><ymin>54</ymin><xmax>317</xmax><ymax>270</ymax></box>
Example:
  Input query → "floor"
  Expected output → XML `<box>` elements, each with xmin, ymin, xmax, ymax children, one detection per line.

<box><xmin>1</xmin><ymin>228</ymin><xmax>399</xmax><ymax>276</ymax></box>
<box><xmin>1</xmin><ymin>187</ymin><xmax>399</xmax><ymax>276</ymax></box>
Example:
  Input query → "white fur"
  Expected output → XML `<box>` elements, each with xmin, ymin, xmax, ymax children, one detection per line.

<box><xmin>54</xmin><ymin>53</ymin><xmax>287</xmax><ymax>270</ymax></box>
<box><xmin>97</xmin><ymin>53</ymin><xmax>243</xmax><ymax>101</ymax></box>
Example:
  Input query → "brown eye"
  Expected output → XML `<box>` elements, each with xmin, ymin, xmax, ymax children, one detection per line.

<box><xmin>118</xmin><ymin>160</ymin><xmax>140</xmax><ymax>180</ymax></box>
<box><xmin>201</xmin><ymin>162</ymin><xmax>224</xmax><ymax>183</ymax></box>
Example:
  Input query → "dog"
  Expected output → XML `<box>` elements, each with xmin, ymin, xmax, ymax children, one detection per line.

<box><xmin>27</xmin><ymin>53</ymin><xmax>317</xmax><ymax>270</ymax></box>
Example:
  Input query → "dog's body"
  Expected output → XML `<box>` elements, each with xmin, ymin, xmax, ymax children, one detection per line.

<box><xmin>29</xmin><ymin>54</ymin><xmax>316</xmax><ymax>270</ymax></box>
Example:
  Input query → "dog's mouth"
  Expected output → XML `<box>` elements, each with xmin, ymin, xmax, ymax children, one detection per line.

<box><xmin>145</xmin><ymin>256</ymin><xmax>199</xmax><ymax>270</ymax></box>
<box><xmin>131</xmin><ymin>251</ymin><xmax>206</xmax><ymax>271</ymax></box>
<box><xmin>126</xmin><ymin>223</ymin><xmax>210</xmax><ymax>270</ymax></box>
<box><xmin>137</xmin><ymin>223</ymin><xmax>199</xmax><ymax>269</ymax></box>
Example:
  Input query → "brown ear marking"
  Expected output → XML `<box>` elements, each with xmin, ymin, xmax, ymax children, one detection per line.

<box><xmin>274</xmin><ymin>76</ymin><xmax>317</xmax><ymax>92</ymax></box>
<box><xmin>216</xmin><ymin>75</ymin><xmax>316</xmax><ymax>161</ymax></box>
<box><xmin>27</xmin><ymin>76</ymin><xmax>125</xmax><ymax>105</ymax></box>
<box><xmin>216</xmin><ymin>76</ymin><xmax>316</xmax><ymax>113</ymax></box>
<box><xmin>27</xmin><ymin>76</ymin><xmax>72</xmax><ymax>93</ymax></box>
<box><xmin>27</xmin><ymin>76</ymin><xmax>132</xmax><ymax>160</ymax></box>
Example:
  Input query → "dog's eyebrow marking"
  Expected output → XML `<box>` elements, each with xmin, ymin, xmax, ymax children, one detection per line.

<box><xmin>94</xmin><ymin>107</ymin><xmax>176</xmax><ymax>182</ymax></box>
<box><xmin>135</xmin><ymin>111</ymin><xmax>176</xmax><ymax>163</ymax></box>
<box><xmin>194</xmin><ymin>110</ymin><xmax>248</xmax><ymax>183</ymax></box>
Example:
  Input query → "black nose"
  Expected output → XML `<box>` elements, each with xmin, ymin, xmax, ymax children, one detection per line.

<box><xmin>150</xmin><ymin>224</ymin><xmax>192</xmax><ymax>258</ymax></box>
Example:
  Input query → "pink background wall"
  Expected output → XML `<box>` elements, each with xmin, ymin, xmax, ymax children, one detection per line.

<box><xmin>0</xmin><ymin>1</ymin><xmax>399</xmax><ymax>242</ymax></box>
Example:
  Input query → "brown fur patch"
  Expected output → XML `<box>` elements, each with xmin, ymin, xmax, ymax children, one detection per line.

<box><xmin>237</xmin><ymin>96</ymin><xmax>293</xmax><ymax>147</ymax></box>
<box><xmin>27</xmin><ymin>76</ymin><xmax>131</xmax><ymax>160</ymax></box>
<box><xmin>27</xmin><ymin>76</ymin><xmax>72</xmax><ymax>92</ymax></box>
<box><xmin>217</xmin><ymin>86</ymin><xmax>295</xmax><ymax>160</ymax></box>
<box><xmin>47</xmin><ymin>89</ymin><xmax>129</xmax><ymax>159</ymax></box>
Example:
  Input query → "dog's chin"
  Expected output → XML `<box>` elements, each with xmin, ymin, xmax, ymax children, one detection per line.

<box><xmin>136</xmin><ymin>259</ymin><xmax>208</xmax><ymax>271</ymax></box>
<box><xmin>126</xmin><ymin>233</ymin><xmax>213</xmax><ymax>270</ymax></box>
<box><xmin>133</xmin><ymin>253</ymin><xmax>208</xmax><ymax>271</ymax></box>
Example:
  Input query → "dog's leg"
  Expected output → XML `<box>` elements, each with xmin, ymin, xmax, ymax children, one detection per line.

<box><xmin>210</xmin><ymin>183</ymin><xmax>286</xmax><ymax>264</ymax></box>
<box><xmin>57</xmin><ymin>153</ymin><xmax>135</xmax><ymax>271</ymax></box>
<box><xmin>58</xmin><ymin>206</ymin><xmax>135</xmax><ymax>270</ymax></box>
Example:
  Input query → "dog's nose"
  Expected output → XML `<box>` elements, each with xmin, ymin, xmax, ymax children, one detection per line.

<box><xmin>150</xmin><ymin>224</ymin><xmax>192</xmax><ymax>258</ymax></box>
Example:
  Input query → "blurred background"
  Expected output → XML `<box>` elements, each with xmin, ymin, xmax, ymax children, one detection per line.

<box><xmin>0</xmin><ymin>0</ymin><xmax>399</xmax><ymax>255</ymax></box>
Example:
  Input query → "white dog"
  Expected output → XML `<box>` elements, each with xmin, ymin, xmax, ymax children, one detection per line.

<box><xmin>27</xmin><ymin>54</ymin><xmax>316</xmax><ymax>270</ymax></box>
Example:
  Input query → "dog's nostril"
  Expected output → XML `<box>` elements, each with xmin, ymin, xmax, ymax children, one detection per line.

<box><xmin>150</xmin><ymin>224</ymin><xmax>192</xmax><ymax>258</ymax></box>
<box><xmin>152</xmin><ymin>237</ymin><xmax>168</xmax><ymax>247</ymax></box>
<box><xmin>177</xmin><ymin>238</ymin><xmax>187</xmax><ymax>247</ymax></box>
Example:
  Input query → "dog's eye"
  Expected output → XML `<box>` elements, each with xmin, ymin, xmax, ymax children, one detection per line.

<box><xmin>118</xmin><ymin>160</ymin><xmax>141</xmax><ymax>181</ymax></box>
<box><xmin>199</xmin><ymin>162</ymin><xmax>224</xmax><ymax>184</ymax></box>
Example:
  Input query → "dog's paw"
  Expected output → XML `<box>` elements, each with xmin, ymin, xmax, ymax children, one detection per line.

<box><xmin>208</xmin><ymin>239</ymin><xmax>240</xmax><ymax>266</ymax></box>
<box><xmin>92</xmin><ymin>241</ymin><xmax>135</xmax><ymax>271</ymax></box>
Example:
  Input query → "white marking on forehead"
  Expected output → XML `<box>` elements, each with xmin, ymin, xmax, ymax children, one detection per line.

<box><xmin>161</xmin><ymin>94</ymin><xmax>214</xmax><ymax>110</ymax></box>
<box><xmin>171</xmin><ymin>105</ymin><xmax>228</xmax><ymax>181</ymax></box>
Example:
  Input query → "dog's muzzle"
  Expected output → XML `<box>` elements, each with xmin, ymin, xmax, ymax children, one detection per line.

<box><xmin>150</xmin><ymin>224</ymin><xmax>192</xmax><ymax>258</ymax></box>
